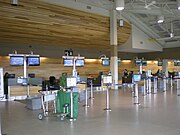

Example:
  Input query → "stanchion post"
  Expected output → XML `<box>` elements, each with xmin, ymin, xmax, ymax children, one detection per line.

<box><xmin>148</xmin><ymin>78</ymin><xmax>152</xmax><ymax>94</ymax></box>
<box><xmin>0</xmin><ymin>113</ymin><xmax>2</xmax><ymax>135</ymax></box>
<box><xmin>89</xmin><ymin>80</ymin><xmax>94</xmax><ymax>99</ymax></box>
<box><xmin>171</xmin><ymin>77</ymin><xmax>172</xmax><ymax>87</ymax></box>
<box><xmin>146</xmin><ymin>78</ymin><xmax>149</xmax><ymax>94</ymax></box>
<box><xmin>163</xmin><ymin>77</ymin><xmax>167</xmax><ymax>92</ymax></box>
<box><xmin>104</xmin><ymin>84</ymin><xmax>111</xmax><ymax>111</ymax></box>
<box><xmin>83</xmin><ymin>88</ymin><xmax>89</xmax><ymax>107</ymax></box>
<box><xmin>69</xmin><ymin>88</ymin><xmax>74</xmax><ymax>121</ymax></box>
<box><xmin>134</xmin><ymin>83</ymin><xmax>140</xmax><ymax>105</ymax></box>
<box><xmin>142</xmin><ymin>79</ymin><xmax>146</xmax><ymax>96</ymax></box>
<box><xmin>177</xmin><ymin>79</ymin><xmax>180</xmax><ymax>96</ymax></box>
<box><xmin>153</xmin><ymin>77</ymin><xmax>158</xmax><ymax>94</ymax></box>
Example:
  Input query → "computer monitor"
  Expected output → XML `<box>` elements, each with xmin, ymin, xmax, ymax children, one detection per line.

<box><xmin>142</xmin><ymin>60</ymin><xmax>147</xmax><ymax>66</ymax></box>
<box><xmin>17</xmin><ymin>78</ymin><xmax>28</xmax><ymax>86</ymax></box>
<box><xmin>28</xmin><ymin>73</ymin><xmax>35</xmax><ymax>78</ymax></box>
<box><xmin>76</xmin><ymin>59</ymin><xmax>84</xmax><ymax>67</ymax></box>
<box><xmin>174</xmin><ymin>61</ymin><xmax>180</xmax><ymax>66</ymax></box>
<box><xmin>101</xmin><ymin>58</ymin><xmax>110</xmax><ymax>66</ymax></box>
<box><xmin>135</xmin><ymin>60</ymin><xmax>141</xmax><ymax>66</ymax></box>
<box><xmin>133</xmin><ymin>74</ymin><xmax>141</xmax><ymax>82</ymax></box>
<box><xmin>174</xmin><ymin>71</ymin><xmax>178</xmax><ymax>76</ymax></box>
<box><xmin>158</xmin><ymin>61</ymin><xmax>163</xmax><ymax>66</ymax></box>
<box><xmin>63</xmin><ymin>59</ymin><xmax>73</xmax><ymax>66</ymax></box>
<box><xmin>10</xmin><ymin>56</ymin><xmax>24</xmax><ymax>66</ymax></box>
<box><xmin>27</xmin><ymin>56</ymin><xmax>40</xmax><ymax>66</ymax></box>
<box><xmin>8</xmin><ymin>74</ymin><xmax>15</xmax><ymax>78</ymax></box>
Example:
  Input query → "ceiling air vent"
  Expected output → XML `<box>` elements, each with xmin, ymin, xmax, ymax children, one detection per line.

<box><xmin>86</xmin><ymin>5</ymin><xmax>92</xmax><ymax>10</ymax></box>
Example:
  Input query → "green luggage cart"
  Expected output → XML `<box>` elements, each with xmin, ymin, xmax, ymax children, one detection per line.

<box><xmin>56</xmin><ymin>91</ymin><xmax>79</xmax><ymax>119</ymax></box>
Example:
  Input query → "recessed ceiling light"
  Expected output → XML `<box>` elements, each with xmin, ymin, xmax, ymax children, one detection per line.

<box><xmin>115</xmin><ymin>0</ymin><xmax>124</xmax><ymax>11</ymax></box>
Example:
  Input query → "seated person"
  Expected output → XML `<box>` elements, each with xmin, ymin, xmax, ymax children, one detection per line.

<box><xmin>123</xmin><ymin>69</ymin><xmax>128</xmax><ymax>77</ymax></box>
<box><xmin>49</xmin><ymin>76</ymin><xmax>60</xmax><ymax>90</ymax></box>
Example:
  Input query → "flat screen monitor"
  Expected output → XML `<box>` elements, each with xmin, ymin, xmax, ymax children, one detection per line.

<box><xmin>17</xmin><ymin>78</ymin><xmax>28</xmax><ymax>86</ymax></box>
<box><xmin>135</xmin><ymin>60</ymin><xmax>141</xmax><ymax>66</ymax></box>
<box><xmin>142</xmin><ymin>60</ymin><xmax>147</xmax><ymax>66</ymax></box>
<box><xmin>28</xmin><ymin>73</ymin><xmax>35</xmax><ymax>78</ymax></box>
<box><xmin>76</xmin><ymin>59</ymin><xmax>84</xmax><ymax>67</ymax></box>
<box><xmin>133</xmin><ymin>74</ymin><xmax>141</xmax><ymax>82</ymax></box>
<box><xmin>174</xmin><ymin>71</ymin><xmax>178</xmax><ymax>76</ymax></box>
<box><xmin>174</xmin><ymin>61</ymin><xmax>180</xmax><ymax>66</ymax></box>
<box><xmin>8</xmin><ymin>74</ymin><xmax>15</xmax><ymax>78</ymax></box>
<box><xmin>102</xmin><ymin>59</ymin><xmax>110</xmax><ymax>66</ymax></box>
<box><xmin>64</xmin><ymin>59</ymin><xmax>73</xmax><ymax>66</ymax></box>
<box><xmin>158</xmin><ymin>61</ymin><xmax>163</xmax><ymax>66</ymax></box>
<box><xmin>27</xmin><ymin>56</ymin><xmax>40</xmax><ymax>66</ymax></box>
<box><xmin>10</xmin><ymin>56</ymin><xmax>24</xmax><ymax>66</ymax></box>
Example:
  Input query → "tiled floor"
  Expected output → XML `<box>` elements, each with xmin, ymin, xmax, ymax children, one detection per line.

<box><xmin>1</xmin><ymin>86</ymin><xmax>180</xmax><ymax>135</ymax></box>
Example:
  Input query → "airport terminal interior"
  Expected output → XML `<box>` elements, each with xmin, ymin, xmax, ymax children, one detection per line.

<box><xmin>1</xmin><ymin>0</ymin><xmax>180</xmax><ymax>135</ymax></box>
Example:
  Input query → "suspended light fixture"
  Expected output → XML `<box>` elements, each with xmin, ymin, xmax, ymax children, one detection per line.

<box><xmin>177</xmin><ymin>0</ymin><xmax>180</xmax><ymax>10</ymax></box>
<box><xmin>11</xmin><ymin>0</ymin><xmax>18</xmax><ymax>5</ymax></box>
<box><xmin>115</xmin><ymin>0</ymin><xmax>124</xmax><ymax>11</ymax></box>
<box><xmin>157</xmin><ymin>15</ymin><xmax>164</xmax><ymax>23</ymax></box>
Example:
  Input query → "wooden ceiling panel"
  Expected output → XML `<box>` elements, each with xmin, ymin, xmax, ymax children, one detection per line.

<box><xmin>0</xmin><ymin>0</ymin><xmax>131</xmax><ymax>50</ymax></box>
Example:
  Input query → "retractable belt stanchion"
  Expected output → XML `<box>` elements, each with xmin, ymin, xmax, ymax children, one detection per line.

<box><xmin>0</xmin><ymin>113</ymin><xmax>2</xmax><ymax>135</ymax></box>
<box><xmin>142</xmin><ymin>79</ymin><xmax>146</xmax><ymax>96</ymax></box>
<box><xmin>83</xmin><ymin>88</ymin><xmax>89</xmax><ymax>107</ymax></box>
<box><xmin>177</xmin><ymin>79</ymin><xmax>180</xmax><ymax>96</ymax></box>
<box><xmin>89</xmin><ymin>80</ymin><xmax>94</xmax><ymax>99</ymax></box>
<box><xmin>163</xmin><ymin>77</ymin><xmax>167</xmax><ymax>92</ymax></box>
<box><xmin>66</xmin><ymin>76</ymin><xmax>77</xmax><ymax>122</ymax></box>
<box><xmin>70</xmin><ymin>87</ymin><xmax>74</xmax><ymax>121</ymax></box>
<box><xmin>134</xmin><ymin>83</ymin><xmax>140</xmax><ymax>105</ymax></box>
<box><xmin>132</xmin><ymin>74</ymin><xmax>141</xmax><ymax>105</ymax></box>
<box><xmin>104</xmin><ymin>84</ymin><xmax>111</xmax><ymax>111</ymax></box>
<box><xmin>146</xmin><ymin>78</ymin><xmax>149</xmax><ymax>94</ymax></box>
<box><xmin>148</xmin><ymin>77</ymin><xmax>152</xmax><ymax>94</ymax></box>
<box><xmin>153</xmin><ymin>76</ymin><xmax>157</xmax><ymax>94</ymax></box>
<box><xmin>170</xmin><ymin>75</ymin><xmax>173</xmax><ymax>87</ymax></box>
<box><xmin>103</xmin><ymin>75</ymin><xmax>112</xmax><ymax>112</ymax></box>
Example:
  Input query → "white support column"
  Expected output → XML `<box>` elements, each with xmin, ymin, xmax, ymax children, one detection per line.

<box><xmin>110</xmin><ymin>10</ymin><xmax>118</xmax><ymax>90</ymax></box>
<box><xmin>162</xmin><ymin>59</ymin><xmax>168</xmax><ymax>77</ymax></box>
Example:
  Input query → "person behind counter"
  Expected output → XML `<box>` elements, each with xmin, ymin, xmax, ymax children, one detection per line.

<box><xmin>123</xmin><ymin>69</ymin><xmax>128</xmax><ymax>77</ymax></box>
<box><xmin>4</xmin><ymin>72</ymin><xmax>9</xmax><ymax>99</ymax></box>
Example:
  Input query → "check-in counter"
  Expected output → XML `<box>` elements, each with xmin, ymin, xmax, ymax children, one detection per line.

<box><xmin>8</xmin><ymin>78</ymin><xmax>42</xmax><ymax>100</ymax></box>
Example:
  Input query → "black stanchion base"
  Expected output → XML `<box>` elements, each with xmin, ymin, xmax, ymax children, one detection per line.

<box><xmin>134</xmin><ymin>103</ymin><xmax>140</xmax><ymax>105</ymax></box>
<box><xmin>89</xmin><ymin>97</ymin><xmax>94</xmax><ymax>99</ymax></box>
<box><xmin>83</xmin><ymin>105</ymin><xmax>90</xmax><ymax>107</ymax></box>
<box><xmin>163</xmin><ymin>90</ymin><xmax>166</xmax><ymax>92</ymax></box>
<box><xmin>104</xmin><ymin>108</ymin><xmax>111</xmax><ymax>111</ymax></box>
<box><xmin>69</xmin><ymin>118</ymin><xmax>76</xmax><ymax>122</ymax></box>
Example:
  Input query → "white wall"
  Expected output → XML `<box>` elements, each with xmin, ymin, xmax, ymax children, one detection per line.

<box><xmin>39</xmin><ymin>0</ymin><xmax>109</xmax><ymax>17</ymax></box>
<box><xmin>119</xmin><ymin>25</ymin><xmax>163</xmax><ymax>53</ymax></box>
<box><xmin>132</xmin><ymin>25</ymin><xmax>162</xmax><ymax>51</ymax></box>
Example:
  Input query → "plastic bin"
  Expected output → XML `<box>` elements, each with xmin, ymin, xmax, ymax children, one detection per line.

<box><xmin>26</xmin><ymin>96</ymin><xmax>42</xmax><ymax>110</ymax></box>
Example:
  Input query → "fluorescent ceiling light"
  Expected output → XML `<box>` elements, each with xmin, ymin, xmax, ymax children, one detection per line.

<box><xmin>115</xmin><ymin>0</ymin><xmax>124</xmax><ymax>11</ymax></box>
<box><xmin>157</xmin><ymin>15</ymin><xmax>164</xmax><ymax>23</ymax></box>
